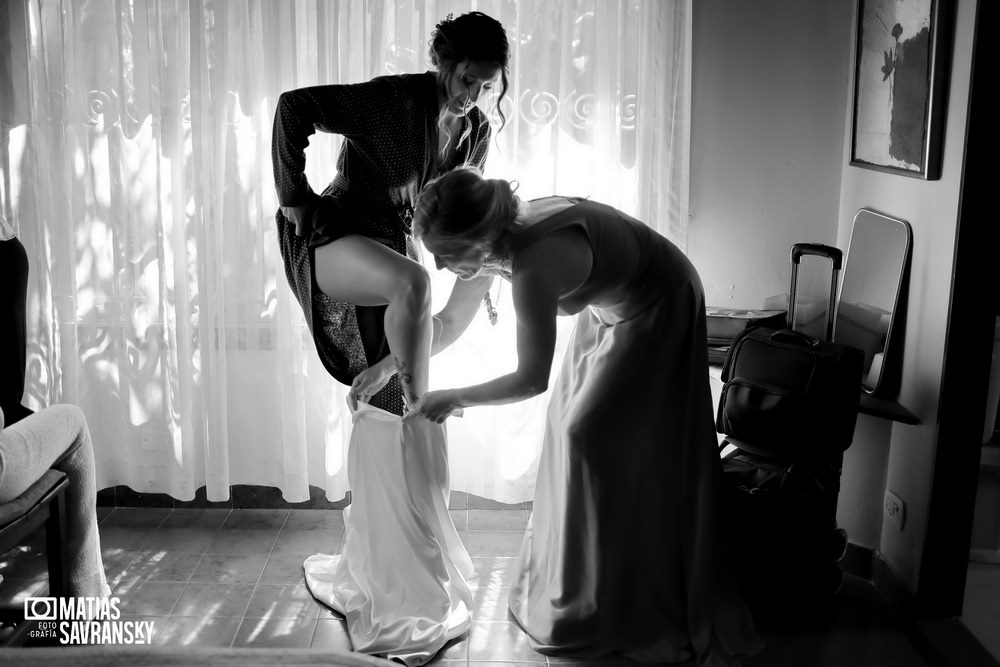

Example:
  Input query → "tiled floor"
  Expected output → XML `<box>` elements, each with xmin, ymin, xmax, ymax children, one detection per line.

<box><xmin>0</xmin><ymin>506</ymin><xmax>945</xmax><ymax>665</ymax></box>
<box><xmin>963</xmin><ymin>560</ymin><xmax>1000</xmax><ymax>661</ymax></box>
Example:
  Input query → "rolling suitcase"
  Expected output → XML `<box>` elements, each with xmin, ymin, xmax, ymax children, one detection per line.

<box><xmin>705</xmin><ymin>307</ymin><xmax>786</xmax><ymax>365</ymax></box>
<box><xmin>716</xmin><ymin>243</ymin><xmax>864</xmax><ymax>616</ymax></box>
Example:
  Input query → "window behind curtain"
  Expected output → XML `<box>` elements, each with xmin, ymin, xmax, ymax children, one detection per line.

<box><xmin>0</xmin><ymin>0</ymin><xmax>689</xmax><ymax>503</ymax></box>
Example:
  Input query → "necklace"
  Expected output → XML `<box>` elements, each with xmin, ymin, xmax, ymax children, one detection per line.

<box><xmin>481</xmin><ymin>260</ymin><xmax>510</xmax><ymax>326</ymax></box>
<box><xmin>483</xmin><ymin>276</ymin><xmax>502</xmax><ymax>326</ymax></box>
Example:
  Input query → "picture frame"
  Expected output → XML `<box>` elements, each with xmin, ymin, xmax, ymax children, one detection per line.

<box><xmin>849</xmin><ymin>0</ymin><xmax>951</xmax><ymax>180</ymax></box>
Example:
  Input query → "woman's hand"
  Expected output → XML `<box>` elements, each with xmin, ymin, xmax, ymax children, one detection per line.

<box><xmin>280</xmin><ymin>198</ymin><xmax>320</xmax><ymax>238</ymax></box>
<box><xmin>407</xmin><ymin>390</ymin><xmax>464</xmax><ymax>423</ymax></box>
<box><xmin>347</xmin><ymin>358</ymin><xmax>396</xmax><ymax>411</ymax></box>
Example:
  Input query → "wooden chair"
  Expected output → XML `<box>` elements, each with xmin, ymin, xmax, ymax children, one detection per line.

<box><xmin>0</xmin><ymin>469</ymin><xmax>70</xmax><ymax>646</ymax></box>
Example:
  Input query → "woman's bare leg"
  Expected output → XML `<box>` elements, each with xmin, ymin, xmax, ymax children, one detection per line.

<box><xmin>313</xmin><ymin>235</ymin><xmax>431</xmax><ymax>406</ymax></box>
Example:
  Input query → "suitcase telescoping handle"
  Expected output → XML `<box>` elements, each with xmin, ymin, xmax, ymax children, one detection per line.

<box><xmin>788</xmin><ymin>242</ymin><xmax>843</xmax><ymax>340</ymax></box>
<box><xmin>791</xmin><ymin>243</ymin><xmax>843</xmax><ymax>270</ymax></box>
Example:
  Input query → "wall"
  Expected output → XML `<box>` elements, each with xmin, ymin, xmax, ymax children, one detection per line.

<box><xmin>688</xmin><ymin>0</ymin><xmax>853</xmax><ymax>309</ymax></box>
<box><xmin>691</xmin><ymin>0</ymin><xmax>979</xmax><ymax>595</ymax></box>
<box><xmin>836</xmin><ymin>0</ymin><xmax>977</xmax><ymax>589</ymax></box>
<box><xmin>689</xmin><ymin>0</ymin><xmax>878</xmax><ymax>546</ymax></box>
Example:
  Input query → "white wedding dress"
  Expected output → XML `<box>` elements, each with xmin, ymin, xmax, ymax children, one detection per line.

<box><xmin>304</xmin><ymin>402</ymin><xmax>473</xmax><ymax>665</ymax></box>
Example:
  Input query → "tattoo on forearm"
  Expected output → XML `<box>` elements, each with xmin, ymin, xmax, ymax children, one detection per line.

<box><xmin>394</xmin><ymin>357</ymin><xmax>413</xmax><ymax>386</ymax></box>
<box><xmin>395</xmin><ymin>356</ymin><xmax>417</xmax><ymax>408</ymax></box>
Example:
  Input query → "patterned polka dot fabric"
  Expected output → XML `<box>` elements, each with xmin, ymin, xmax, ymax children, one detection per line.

<box><xmin>272</xmin><ymin>71</ymin><xmax>491</xmax><ymax>415</ymax></box>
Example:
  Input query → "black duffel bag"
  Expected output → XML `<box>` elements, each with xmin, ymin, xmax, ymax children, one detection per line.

<box><xmin>717</xmin><ymin>326</ymin><xmax>864</xmax><ymax>460</ymax></box>
<box><xmin>720</xmin><ymin>443</ymin><xmax>849</xmax><ymax>612</ymax></box>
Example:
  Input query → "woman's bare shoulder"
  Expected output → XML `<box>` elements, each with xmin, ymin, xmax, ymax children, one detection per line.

<box><xmin>519</xmin><ymin>196</ymin><xmax>578</xmax><ymax>226</ymax></box>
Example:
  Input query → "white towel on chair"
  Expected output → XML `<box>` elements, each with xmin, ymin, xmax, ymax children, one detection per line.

<box><xmin>304</xmin><ymin>402</ymin><xmax>472</xmax><ymax>665</ymax></box>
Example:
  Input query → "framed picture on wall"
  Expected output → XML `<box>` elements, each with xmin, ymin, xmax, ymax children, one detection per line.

<box><xmin>850</xmin><ymin>0</ymin><xmax>951</xmax><ymax>180</ymax></box>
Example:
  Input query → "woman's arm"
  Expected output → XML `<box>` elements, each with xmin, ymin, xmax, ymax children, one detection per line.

<box><xmin>411</xmin><ymin>230</ymin><xmax>592</xmax><ymax>421</ymax></box>
<box><xmin>271</xmin><ymin>78</ymin><xmax>396</xmax><ymax>207</ymax></box>
<box><xmin>447</xmin><ymin>263</ymin><xmax>558</xmax><ymax>407</ymax></box>
<box><xmin>431</xmin><ymin>274</ymin><xmax>492</xmax><ymax>355</ymax></box>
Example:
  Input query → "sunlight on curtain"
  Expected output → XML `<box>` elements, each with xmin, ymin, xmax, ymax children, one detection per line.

<box><xmin>0</xmin><ymin>0</ymin><xmax>690</xmax><ymax>503</ymax></box>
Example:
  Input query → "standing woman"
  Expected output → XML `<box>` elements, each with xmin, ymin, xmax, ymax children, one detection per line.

<box><xmin>410</xmin><ymin>168</ymin><xmax>765</xmax><ymax>665</ymax></box>
<box><xmin>273</xmin><ymin>14</ymin><xmax>511</xmax><ymax>665</ymax></box>
<box><xmin>272</xmin><ymin>11</ymin><xmax>510</xmax><ymax>413</ymax></box>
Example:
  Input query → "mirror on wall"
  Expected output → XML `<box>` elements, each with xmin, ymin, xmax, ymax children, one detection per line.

<box><xmin>834</xmin><ymin>208</ymin><xmax>912</xmax><ymax>395</ymax></box>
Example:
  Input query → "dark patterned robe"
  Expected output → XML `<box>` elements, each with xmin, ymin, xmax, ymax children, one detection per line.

<box><xmin>272</xmin><ymin>71</ymin><xmax>491</xmax><ymax>414</ymax></box>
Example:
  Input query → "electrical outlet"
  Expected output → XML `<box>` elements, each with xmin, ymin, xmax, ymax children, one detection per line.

<box><xmin>885</xmin><ymin>489</ymin><xmax>906</xmax><ymax>530</ymax></box>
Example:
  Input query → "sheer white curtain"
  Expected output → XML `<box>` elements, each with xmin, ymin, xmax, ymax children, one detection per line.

<box><xmin>0</xmin><ymin>0</ymin><xmax>690</xmax><ymax>504</ymax></box>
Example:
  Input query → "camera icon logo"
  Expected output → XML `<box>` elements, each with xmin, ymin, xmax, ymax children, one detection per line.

<box><xmin>24</xmin><ymin>597</ymin><xmax>58</xmax><ymax>621</ymax></box>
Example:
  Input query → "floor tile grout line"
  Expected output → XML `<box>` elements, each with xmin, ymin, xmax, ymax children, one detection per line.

<box><xmin>307</xmin><ymin>609</ymin><xmax>321</xmax><ymax>649</ymax></box>
<box><xmin>163</xmin><ymin>549</ymin><xmax>210</xmax><ymax>619</ymax></box>
<box><xmin>305</xmin><ymin>613</ymin><xmax>321</xmax><ymax>649</ymax></box>
<box><xmin>307</xmin><ymin>611</ymin><xmax>328</xmax><ymax>650</ymax></box>
<box><xmin>228</xmin><ymin>606</ymin><xmax>319</xmax><ymax>650</ymax></box>
<box><xmin>108</xmin><ymin>548</ymin><xmax>144</xmax><ymax>598</ymax></box>
<box><xmin>238</xmin><ymin>508</ymin><xmax>294</xmax><ymax>631</ymax></box>
<box><xmin>228</xmin><ymin>615</ymin><xmax>243</xmax><ymax>649</ymax></box>
<box><xmin>115</xmin><ymin>505</ymin><xmax>174</xmax><ymax>531</ymax></box>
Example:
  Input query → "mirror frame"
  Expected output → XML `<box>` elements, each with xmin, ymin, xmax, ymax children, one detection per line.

<box><xmin>836</xmin><ymin>208</ymin><xmax>912</xmax><ymax>395</ymax></box>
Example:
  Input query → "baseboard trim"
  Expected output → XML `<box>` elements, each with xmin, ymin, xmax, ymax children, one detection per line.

<box><xmin>841</xmin><ymin>544</ymin><xmax>918</xmax><ymax>622</ymax></box>
<box><xmin>871</xmin><ymin>551</ymin><xmax>918</xmax><ymax>622</ymax></box>
<box><xmin>96</xmin><ymin>484</ymin><xmax>351</xmax><ymax>510</ymax></box>
<box><xmin>97</xmin><ymin>484</ymin><xmax>533</xmax><ymax>511</ymax></box>
<box><xmin>841</xmin><ymin>541</ymin><xmax>874</xmax><ymax>580</ymax></box>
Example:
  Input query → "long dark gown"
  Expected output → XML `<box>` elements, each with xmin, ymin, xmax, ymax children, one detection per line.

<box><xmin>271</xmin><ymin>71</ymin><xmax>490</xmax><ymax>414</ymax></box>
<box><xmin>507</xmin><ymin>198</ymin><xmax>765</xmax><ymax>665</ymax></box>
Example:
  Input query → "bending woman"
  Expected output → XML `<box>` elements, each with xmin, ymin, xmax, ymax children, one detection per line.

<box><xmin>410</xmin><ymin>168</ymin><xmax>765</xmax><ymax>665</ymax></box>
<box><xmin>272</xmin><ymin>11</ymin><xmax>510</xmax><ymax>412</ymax></box>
